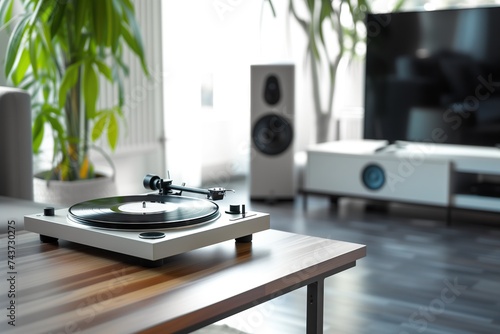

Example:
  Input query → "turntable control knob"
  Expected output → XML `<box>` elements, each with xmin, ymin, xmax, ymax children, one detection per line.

<box><xmin>227</xmin><ymin>205</ymin><xmax>240</xmax><ymax>214</ymax></box>
<box><xmin>44</xmin><ymin>207</ymin><xmax>55</xmax><ymax>216</ymax></box>
<box><xmin>225</xmin><ymin>204</ymin><xmax>247</xmax><ymax>215</ymax></box>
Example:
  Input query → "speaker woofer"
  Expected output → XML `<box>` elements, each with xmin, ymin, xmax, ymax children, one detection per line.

<box><xmin>361</xmin><ymin>164</ymin><xmax>385</xmax><ymax>190</ymax></box>
<box><xmin>252</xmin><ymin>114</ymin><xmax>293</xmax><ymax>156</ymax></box>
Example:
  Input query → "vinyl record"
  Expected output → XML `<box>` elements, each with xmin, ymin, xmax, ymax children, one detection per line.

<box><xmin>68</xmin><ymin>195</ymin><xmax>219</xmax><ymax>229</ymax></box>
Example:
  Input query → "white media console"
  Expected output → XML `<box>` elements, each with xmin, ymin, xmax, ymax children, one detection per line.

<box><xmin>303</xmin><ymin>140</ymin><xmax>500</xmax><ymax>218</ymax></box>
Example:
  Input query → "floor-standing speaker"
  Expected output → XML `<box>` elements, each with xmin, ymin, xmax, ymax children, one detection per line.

<box><xmin>250</xmin><ymin>64</ymin><xmax>295</xmax><ymax>200</ymax></box>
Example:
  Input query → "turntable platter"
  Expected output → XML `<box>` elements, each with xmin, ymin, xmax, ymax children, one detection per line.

<box><xmin>68</xmin><ymin>195</ymin><xmax>220</xmax><ymax>229</ymax></box>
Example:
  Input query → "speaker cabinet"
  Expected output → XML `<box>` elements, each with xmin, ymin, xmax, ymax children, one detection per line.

<box><xmin>250</xmin><ymin>64</ymin><xmax>295</xmax><ymax>200</ymax></box>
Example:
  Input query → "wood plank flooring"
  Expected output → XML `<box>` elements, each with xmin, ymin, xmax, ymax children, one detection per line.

<box><xmin>209</xmin><ymin>178</ymin><xmax>500</xmax><ymax>334</ymax></box>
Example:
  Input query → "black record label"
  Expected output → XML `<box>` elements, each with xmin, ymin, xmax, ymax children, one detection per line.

<box><xmin>68</xmin><ymin>195</ymin><xmax>219</xmax><ymax>229</ymax></box>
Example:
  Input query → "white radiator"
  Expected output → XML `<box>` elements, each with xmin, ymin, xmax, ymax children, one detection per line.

<box><xmin>97</xmin><ymin>0</ymin><xmax>165</xmax><ymax>155</ymax></box>
<box><xmin>335</xmin><ymin>107</ymin><xmax>364</xmax><ymax>140</ymax></box>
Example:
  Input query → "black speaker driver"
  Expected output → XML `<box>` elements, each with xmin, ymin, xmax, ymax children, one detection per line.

<box><xmin>252</xmin><ymin>114</ymin><xmax>293</xmax><ymax>155</ymax></box>
<box><xmin>361</xmin><ymin>164</ymin><xmax>385</xmax><ymax>190</ymax></box>
<box><xmin>263</xmin><ymin>75</ymin><xmax>281</xmax><ymax>105</ymax></box>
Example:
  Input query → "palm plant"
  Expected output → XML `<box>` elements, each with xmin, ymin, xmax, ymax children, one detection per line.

<box><xmin>0</xmin><ymin>0</ymin><xmax>148</xmax><ymax>181</ymax></box>
<box><xmin>266</xmin><ymin>0</ymin><xmax>404</xmax><ymax>143</ymax></box>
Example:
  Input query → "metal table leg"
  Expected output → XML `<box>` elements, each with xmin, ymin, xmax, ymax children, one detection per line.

<box><xmin>306</xmin><ymin>279</ymin><xmax>324</xmax><ymax>333</ymax></box>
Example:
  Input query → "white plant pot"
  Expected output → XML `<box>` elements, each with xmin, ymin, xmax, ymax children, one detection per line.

<box><xmin>33</xmin><ymin>172</ymin><xmax>118</xmax><ymax>207</ymax></box>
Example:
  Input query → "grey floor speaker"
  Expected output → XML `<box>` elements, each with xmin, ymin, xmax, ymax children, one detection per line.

<box><xmin>250</xmin><ymin>64</ymin><xmax>295</xmax><ymax>200</ymax></box>
<box><xmin>0</xmin><ymin>87</ymin><xmax>33</xmax><ymax>200</ymax></box>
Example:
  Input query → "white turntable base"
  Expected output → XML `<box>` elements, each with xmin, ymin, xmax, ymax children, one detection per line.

<box><xmin>24</xmin><ymin>209</ymin><xmax>270</xmax><ymax>263</ymax></box>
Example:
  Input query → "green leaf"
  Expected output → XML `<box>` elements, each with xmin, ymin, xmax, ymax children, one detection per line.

<box><xmin>12</xmin><ymin>48</ymin><xmax>30</xmax><ymax>86</ymax></box>
<box><xmin>58</xmin><ymin>62</ymin><xmax>81</xmax><ymax>108</ymax></box>
<box><xmin>92</xmin><ymin>0</ymin><xmax>105</xmax><ymax>45</ymax></box>
<box><xmin>28</xmin><ymin>0</ymin><xmax>56</xmax><ymax>32</ymax></box>
<box><xmin>46</xmin><ymin>114</ymin><xmax>64</xmax><ymax>135</ymax></box>
<box><xmin>120</xmin><ymin>24</ymin><xmax>140</xmax><ymax>58</ymax></box>
<box><xmin>319</xmin><ymin>0</ymin><xmax>332</xmax><ymax>22</ymax></box>
<box><xmin>45</xmin><ymin>112</ymin><xmax>67</xmax><ymax>157</ymax></box>
<box><xmin>20</xmin><ymin>76</ymin><xmax>35</xmax><ymax>91</ymax></box>
<box><xmin>116</xmin><ymin>71</ymin><xmax>125</xmax><ymax>107</ymax></box>
<box><xmin>43</xmin><ymin>84</ymin><xmax>50</xmax><ymax>102</ymax></box>
<box><xmin>107</xmin><ymin>113</ymin><xmax>118</xmax><ymax>150</ymax></box>
<box><xmin>94</xmin><ymin>59</ymin><xmax>113</xmax><ymax>81</ymax></box>
<box><xmin>0</xmin><ymin>0</ymin><xmax>14</xmax><ymax>24</ymax></box>
<box><xmin>121</xmin><ymin>4</ymin><xmax>149</xmax><ymax>75</ymax></box>
<box><xmin>28</xmin><ymin>32</ymin><xmax>39</xmax><ymax>78</ymax></box>
<box><xmin>49</xmin><ymin>0</ymin><xmax>67</xmax><ymax>38</ymax></box>
<box><xmin>93</xmin><ymin>0</ymin><xmax>113</xmax><ymax>47</ymax></box>
<box><xmin>4</xmin><ymin>14</ymin><xmax>30</xmax><ymax>79</ymax></box>
<box><xmin>32</xmin><ymin>114</ymin><xmax>45</xmax><ymax>153</ymax></box>
<box><xmin>114</xmin><ymin>48</ymin><xmax>130</xmax><ymax>76</ymax></box>
<box><xmin>91</xmin><ymin>113</ymin><xmax>108</xmax><ymax>142</ymax></box>
<box><xmin>120</xmin><ymin>0</ymin><xmax>135</xmax><ymax>11</ymax></box>
<box><xmin>110</xmin><ymin>0</ymin><xmax>122</xmax><ymax>52</ymax></box>
<box><xmin>317</xmin><ymin>1</ymin><xmax>333</xmax><ymax>49</ymax></box>
<box><xmin>308</xmin><ymin>34</ymin><xmax>321</xmax><ymax>61</ymax></box>
<box><xmin>74</xmin><ymin>0</ymin><xmax>88</xmax><ymax>47</ymax></box>
<box><xmin>307</xmin><ymin>0</ymin><xmax>315</xmax><ymax>12</ymax></box>
<box><xmin>104</xmin><ymin>0</ymin><xmax>113</xmax><ymax>47</ymax></box>
<box><xmin>38</xmin><ymin>21</ymin><xmax>55</xmax><ymax>59</ymax></box>
<box><xmin>393</xmin><ymin>0</ymin><xmax>405</xmax><ymax>11</ymax></box>
<box><xmin>35</xmin><ymin>38</ymin><xmax>52</xmax><ymax>81</ymax></box>
<box><xmin>28</xmin><ymin>0</ymin><xmax>44</xmax><ymax>27</ymax></box>
<box><xmin>83</xmin><ymin>61</ymin><xmax>99</xmax><ymax>118</ymax></box>
<box><xmin>43</xmin><ymin>102</ymin><xmax>61</xmax><ymax>115</ymax></box>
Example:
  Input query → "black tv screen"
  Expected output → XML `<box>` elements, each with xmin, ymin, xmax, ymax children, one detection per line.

<box><xmin>364</xmin><ymin>6</ymin><xmax>500</xmax><ymax>147</ymax></box>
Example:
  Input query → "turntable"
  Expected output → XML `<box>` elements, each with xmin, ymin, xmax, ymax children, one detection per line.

<box><xmin>24</xmin><ymin>174</ymin><xmax>270</xmax><ymax>266</ymax></box>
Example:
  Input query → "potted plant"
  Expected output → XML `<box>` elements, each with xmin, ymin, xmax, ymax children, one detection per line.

<box><xmin>0</xmin><ymin>0</ymin><xmax>149</xmax><ymax>204</ymax></box>
<box><xmin>266</xmin><ymin>0</ymin><xmax>404</xmax><ymax>143</ymax></box>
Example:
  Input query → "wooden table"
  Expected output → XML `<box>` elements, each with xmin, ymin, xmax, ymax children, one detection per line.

<box><xmin>1</xmin><ymin>229</ymin><xmax>366</xmax><ymax>333</ymax></box>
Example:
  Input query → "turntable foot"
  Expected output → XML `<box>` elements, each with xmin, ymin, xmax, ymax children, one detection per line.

<box><xmin>235</xmin><ymin>234</ymin><xmax>252</xmax><ymax>243</ymax></box>
<box><xmin>140</xmin><ymin>258</ymin><xmax>164</xmax><ymax>268</ymax></box>
<box><xmin>40</xmin><ymin>235</ymin><xmax>59</xmax><ymax>243</ymax></box>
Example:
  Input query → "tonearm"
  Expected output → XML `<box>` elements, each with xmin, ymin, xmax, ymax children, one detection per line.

<box><xmin>143</xmin><ymin>174</ymin><xmax>234</xmax><ymax>200</ymax></box>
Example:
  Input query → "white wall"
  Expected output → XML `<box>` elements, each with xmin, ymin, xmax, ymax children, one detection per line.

<box><xmin>162</xmin><ymin>1</ymin><xmax>320</xmax><ymax>187</ymax></box>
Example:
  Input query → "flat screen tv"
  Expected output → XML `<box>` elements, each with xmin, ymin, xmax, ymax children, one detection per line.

<box><xmin>364</xmin><ymin>6</ymin><xmax>500</xmax><ymax>148</ymax></box>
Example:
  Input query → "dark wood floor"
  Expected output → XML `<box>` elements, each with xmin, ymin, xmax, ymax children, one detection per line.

<box><xmin>208</xmin><ymin>178</ymin><xmax>500</xmax><ymax>334</ymax></box>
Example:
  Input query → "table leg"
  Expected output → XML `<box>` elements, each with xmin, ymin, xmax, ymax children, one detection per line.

<box><xmin>306</xmin><ymin>279</ymin><xmax>324</xmax><ymax>334</ymax></box>
<box><xmin>303</xmin><ymin>192</ymin><xmax>308</xmax><ymax>211</ymax></box>
<box><xmin>446</xmin><ymin>206</ymin><xmax>452</xmax><ymax>226</ymax></box>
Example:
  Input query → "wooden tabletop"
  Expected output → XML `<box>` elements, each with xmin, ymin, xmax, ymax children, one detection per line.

<box><xmin>1</xmin><ymin>229</ymin><xmax>366</xmax><ymax>333</ymax></box>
